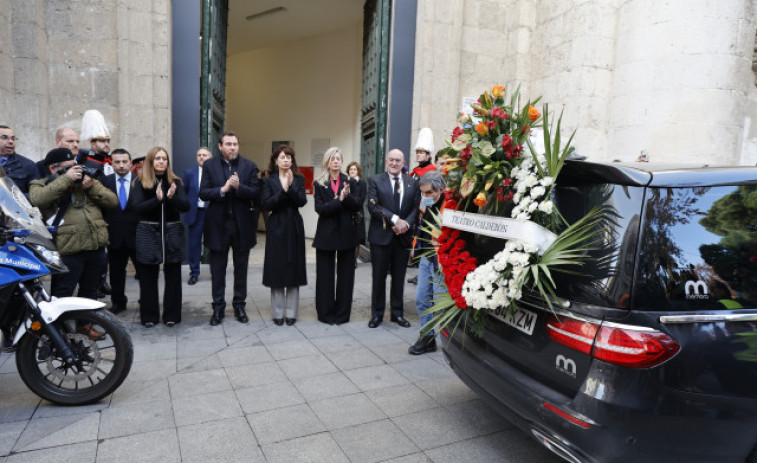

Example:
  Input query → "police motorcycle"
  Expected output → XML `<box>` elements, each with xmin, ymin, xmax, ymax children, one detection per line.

<box><xmin>0</xmin><ymin>176</ymin><xmax>132</xmax><ymax>404</ymax></box>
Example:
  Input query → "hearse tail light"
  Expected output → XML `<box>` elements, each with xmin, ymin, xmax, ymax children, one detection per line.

<box><xmin>546</xmin><ymin>317</ymin><xmax>598</xmax><ymax>355</ymax></box>
<box><xmin>547</xmin><ymin>315</ymin><xmax>680</xmax><ymax>369</ymax></box>
<box><xmin>592</xmin><ymin>326</ymin><xmax>680</xmax><ymax>368</ymax></box>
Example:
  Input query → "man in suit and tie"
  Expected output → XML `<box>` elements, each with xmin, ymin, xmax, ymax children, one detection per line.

<box><xmin>367</xmin><ymin>149</ymin><xmax>420</xmax><ymax>328</ymax></box>
<box><xmin>183</xmin><ymin>147</ymin><xmax>212</xmax><ymax>285</ymax></box>
<box><xmin>102</xmin><ymin>148</ymin><xmax>138</xmax><ymax>314</ymax></box>
<box><xmin>200</xmin><ymin>131</ymin><xmax>260</xmax><ymax>325</ymax></box>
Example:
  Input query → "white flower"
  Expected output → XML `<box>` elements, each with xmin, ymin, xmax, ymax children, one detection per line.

<box><xmin>538</xmin><ymin>200</ymin><xmax>553</xmax><ymax>214</ymax></box>
<box><xmin>540</xmin><ymin>177</ymin><xmax>554</xmax><ymax>186</ymax></box>
<box><xmin>529</xmin><ymin>186</ymin><xmax>546</xmax><ymax>199</ymax></box>
<box><xmin>527</xmin><ymin>201</ymin><xmax>538</xmax><ymax>213</ymax></box>
<box><xmin>524</xmin><ymin>176</ymin><xmax>538</xmax><ymax>188</ymax></box>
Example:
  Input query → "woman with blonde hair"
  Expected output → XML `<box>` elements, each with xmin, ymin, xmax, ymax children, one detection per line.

<box><xmin>131</xmin><ymin>146</ymin><xmax>189</xmax><ymax>327</ymax></box>
<box><xmin>312</xmin><ymin>147</ymin><xmax>362</xmax><ymax>324</ymax></box>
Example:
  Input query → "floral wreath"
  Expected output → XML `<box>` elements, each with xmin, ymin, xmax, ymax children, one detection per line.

<box><xmin>422</xmin><ymin>85</ymin><xmax>605</xmax><ymax>337</ymax></box>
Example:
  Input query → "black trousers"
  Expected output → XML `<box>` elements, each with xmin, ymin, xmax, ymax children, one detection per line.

<box><xmin>108</xmin><ymin>245</ymin><xmax>137</xmax><ymax>308</ymax></box>
<box><xmin>51</xmin><ymin>248</ymin><xmax>104</xmax><ymax>299</ymax></box>
<box><xmin>208</xmin><ymin>216</ymin><xmax>250</xmax><ymax>312</ymax></box>
<box><xmin>137</xmin><ymin>262</ymin><xmax>182</xmax><ymax>324</ymax></box>
<box><xmin>315</xmin><ymin>248</ymin><xmax>356</xmax><ymax>325</ymax></box>
<box><xmin>370</xmin><ymin>238</ymin><xmax>410</xmax><ymax>320</ymax></box>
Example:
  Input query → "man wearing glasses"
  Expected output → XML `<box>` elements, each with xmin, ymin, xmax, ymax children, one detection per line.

<box><xmin>0</xmin><ymin>125</ymin><xmax>40</xmax><ymax>193</ymax></box>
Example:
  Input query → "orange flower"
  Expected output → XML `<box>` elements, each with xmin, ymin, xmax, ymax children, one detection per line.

<box><xmin>475</xmin><ymin>122</ymin><xmax>489</xmax><ymax>135</ymax></box>
<box><xmin>528</xmin><ymin>105</ymin><xmax>540</xmax><ymax>121</ymax></box>
<box><xmin>473</xmin><ymin>192</ymin><xmax>487</xmax><ymax>207</ymax></box>
<box><xmin>491</xmin><ymin>85</ymin><xmax>506</xmax><ymax>98</ymax></box>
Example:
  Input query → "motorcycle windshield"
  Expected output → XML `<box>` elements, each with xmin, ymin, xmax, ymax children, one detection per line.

<box><xmin>0</xmin><ymin>177</ymin><xmax>53</xmax><ymax>240</ymax></box>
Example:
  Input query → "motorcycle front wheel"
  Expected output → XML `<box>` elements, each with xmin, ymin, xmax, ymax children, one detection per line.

<box><xmin>16</xmin><ymin>309</ymin><xmax>133</xmax><ymax>405</ymax></box>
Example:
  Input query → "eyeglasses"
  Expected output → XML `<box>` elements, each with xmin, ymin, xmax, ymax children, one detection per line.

<box><xmin>0</xmin><ymin>135</ymin><xmax>16</xmax><ymax>141</ymax></box>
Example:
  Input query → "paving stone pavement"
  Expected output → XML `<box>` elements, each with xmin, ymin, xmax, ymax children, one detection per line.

<box><xmin>0</xmin><ymin>236</ymin><xmax>563</xmax><ymax>462</ymax></box>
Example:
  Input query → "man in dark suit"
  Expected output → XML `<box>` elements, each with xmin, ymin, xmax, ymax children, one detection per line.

<box><xmin>102</xmin><ymin>148</ymin><xmax>138</xmax><ymax>314</ymax></box>
<box><xmin>182</xmin><ymin>147</ymin><xmax>212</xmax><ymax>285</ymax></box>
<box><xmin>200</xmin><ymin>131</ymin><xmax>260</xmax><ymax>325</ymax></box>
<box><xmin>0</xmin><ymin>125</ymin><xmax>40</xmax><ymax>194</ymax></box>
<box><xmin>367</xmin><ymin>149</ymin><xmax>420</xmax><ymax>328</ymax></box>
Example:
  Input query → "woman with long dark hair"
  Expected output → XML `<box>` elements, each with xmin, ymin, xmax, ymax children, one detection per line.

<box><xmin>313</xmin><ymin>148</ymin><xmax>362</xmax><ymax>325</ymax></box>
<box><xmin>346</xmin><ymin>161</ymin><xmax>367</xmax><ymax>265</ymax></box>
<box><xmin>261</xmin><ymin>145</ymin><xmax>307</xmax><ymax>326</ymax></box>
<box><xmin>132</xmin><ymin>146</ymin><xmax>189</xmax><ymax>327</ymax></box>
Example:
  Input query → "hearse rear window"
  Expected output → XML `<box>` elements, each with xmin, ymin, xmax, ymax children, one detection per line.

<box><xmin>551</xmin><ymin>182</ymin><xmax>645</xmax><ymax>308</ymax></box>
<box><xmin>634</xmin><ymin>185</ymin><xmax>757</xmax><ymax>311</ymax></box>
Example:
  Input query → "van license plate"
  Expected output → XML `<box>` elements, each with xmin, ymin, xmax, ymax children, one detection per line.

<box><xmin>494</xmin><ymin>308</ymin><xmax>537</xmax><ymax>335</ymax></box>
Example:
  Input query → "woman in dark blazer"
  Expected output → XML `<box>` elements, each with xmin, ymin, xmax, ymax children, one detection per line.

<box><xmin>346</xmin><ymin>161</ymin><xmax>367</xmax><ymax>262</ymax></box>
<box><xmin>131</xmin><ymin>146</ymin><xmax>189</xmax><ymax>327</ymax></box>
<box><xmin>261</xmin><ymin>144</ymin><xmax>307</xmax><ymax>326</ymax></box>
<box><xmin>313</xmin><ymin>148</ymin><xmax>363</xmax><ymax>325</ymax></box>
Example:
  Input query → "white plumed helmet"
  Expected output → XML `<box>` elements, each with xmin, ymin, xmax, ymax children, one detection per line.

<box><xmin>80</xmin><ymin>110</ymin><xmax>111</xmax><ymax>141</ymax></box>
<box><xmin>413</xmin><ymin>127</ymin><xmax>434</xmax><ymax>154</ymax></box>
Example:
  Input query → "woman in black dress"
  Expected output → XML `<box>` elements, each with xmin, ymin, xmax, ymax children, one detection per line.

<box><xmin>132</xmin><ymin>146</ymin><xmax>189</xmax><ymax>327</ymax></box>
<box><xmin>261</xmin><ymin>145</ymin><xmax>307</xmax><ymax>326</ymax></box>
<box><xmin>346</xmin><ymin>161</ymin><xmax>367</xmax><ymax>265</ymax></box>
<box><xmin>313</xmin><ymin>148</ymin><xmax>362</xmax><ymax>325</ymax></box>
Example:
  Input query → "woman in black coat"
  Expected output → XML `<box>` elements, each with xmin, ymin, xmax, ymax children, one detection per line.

<box><xmin>313</xmin><ymin>148</ymin><xmax>362</xmax><ymax>325</ymax></box>
<box><xmin>262</xmin><ymin>144</ymin><xmax>307</xmax><ymax>326</ymax></box>
<box><xmin>132</xmin><ymin>146</ymin><xmax>189</xmax><ymax>327</ymax></box>
<box><xmin>346</xmin><ymin>161</ymin><xmax>367</xmax><ymax>240</ymax></box>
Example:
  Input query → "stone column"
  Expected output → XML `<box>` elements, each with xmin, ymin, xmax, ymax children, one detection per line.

<box><xmin>609</xmin><ymin>0</ymin><xmax>755</xmax><ymax>164</ymax></box>
<box><xmin>12</xmin><ymin>0</ymin><xmax>48</xmax><ymax>159</ymax></box>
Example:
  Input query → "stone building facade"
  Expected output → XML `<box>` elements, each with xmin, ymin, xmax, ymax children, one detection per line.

<box><xmin>0</xmin><ymin>0</ymin><xmax>171</xmax><ymax>161</ymax></box>
<box><xmin>1</xmin><ymin>0</ymin><xmax>756</xmax><ymax>167</ymax></box>
<box><xmin>412</xmin><ymin>0</ymin><xmax>757</xmax><ymax>165</ymax></box>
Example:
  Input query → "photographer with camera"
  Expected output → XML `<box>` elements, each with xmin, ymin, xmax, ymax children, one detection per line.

<box><xmin>29</xmin><ymin>148</ymin><xmax>118</xmax><ymax>299</ymax></box>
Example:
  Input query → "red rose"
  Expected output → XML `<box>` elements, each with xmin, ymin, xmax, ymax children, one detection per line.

<box><xmin>452</xmin><ymin>126</ymin><xmax>465</xmax><ymax>142</ymax></box>
<box><xmin>461</xmin><ymin>146</ymin><xmax>472</xmax><ymax>161</ymax></box>
<box><xmin>490</xmin><ymin>108</ymin><xmax>506</xmax><ymax>119</ymax></box>
<box><xmin>501</xmin><ymin>135</ymin><xmax>512</xmax><ymax>149</ymax></box>
<box><xmin>485</xmin><ymin>120</ymin><xmax>497</xmax><ymax>131</ymax></box>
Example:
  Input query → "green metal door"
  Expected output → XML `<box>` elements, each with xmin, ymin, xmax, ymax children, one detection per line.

<box><xmin>360</xmin><ymin>0</ymin><xmax>391</xmax><ymax>178</ymax></box>
<box><xmin>200</xmin><ymin>0</ymin><xmax>228</xmax><ymax>153</ymax></box>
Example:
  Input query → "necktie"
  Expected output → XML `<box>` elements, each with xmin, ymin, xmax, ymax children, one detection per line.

<box><xmin>0</xmin><ymin>157</ymin><xmax>7</xmax><ymax>167</ymax></box>
<box><xmin>393</xmin><ymin>176</ymin><xmax>401</xmax><ymax>211</ymax></box>
<box><xmin>118</xmin><ymin>177</ymin><xmax>127</xmax><ymax>210</ymax></box>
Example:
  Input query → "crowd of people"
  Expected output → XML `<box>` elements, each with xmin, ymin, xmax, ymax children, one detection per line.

<box><xmin>0</xmin><ymin>116</ymin><xmax>451</xmax><ymax>355</ymax></box>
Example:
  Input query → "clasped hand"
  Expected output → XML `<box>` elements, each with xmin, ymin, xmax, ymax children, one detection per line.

<box><xmin>156</xmin><ymin>180</ymin><xmax>176</xmax><ymax>201</ymax></box>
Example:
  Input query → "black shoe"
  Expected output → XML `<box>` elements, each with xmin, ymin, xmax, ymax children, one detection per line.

<box><xmin>165</xmin><ymin>321</ymin><xmax>176</xmax><ymax>327</ymax></box>
<box><xmin>408</xmin><ymin>335</ymin><xmax>437</xmax><ymax>355</ymax></box>
<box><xmin>99</xmin><ymin>275</ymin><xmax>111</xmax><ymax>295</ymax></box>
<box><xmin>234</xmin><ymin>307</ymin><xmax>249</xmax><ymax>323</ymax></box>
<box><xmin>273</xmin><ymin>318</ymin><xmax>285</xmax><ymax>326</ymax></box>
<box><xmin>108</xmin><ymin>304</ymin><xmax>126</xmax><ymax>315</ymax></box>
<box><xmin>209</xmin><ymin>308</ymin><xmax>224</xmax><ymax>326</ymax></box>
<box><xmin>368</xmin><ymin>317</ymin><xmax>381</xmax><ymax>328</ymax></box>
<box><xmin>285</xmin><ymin>317</ymin><xmax>296</xmax><ymax>326</ymax></box>
<box><xmin>407</xmin><ymin>275</ymin><xmax>418</xmax><ymax>284</ymax></box>
<box><xmin>188</xmin><ymin>275</ymin><xmax>198</xmax><ymax>285</ymax></box>
<box><xmin>390</xmin><ymin>316</ymin><xmax>411</xmax><ymax>328</ymax></box>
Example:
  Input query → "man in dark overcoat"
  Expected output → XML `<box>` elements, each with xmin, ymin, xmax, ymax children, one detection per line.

<box><xmin>200</xmin><ymin>132</ymin><xmax>260</xmax><ymax>325</ymax></box>
<box><xmin>367</xmin><ymin>148</ymin><xmax>420</xmax><ymax>328</ymax></box>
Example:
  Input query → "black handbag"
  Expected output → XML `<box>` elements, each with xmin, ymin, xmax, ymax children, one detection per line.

<box><xmin>164</xmin><ymin>221</ymin><xmax>185</xmax><ymax>263</ymax></box>
<box><xmin>135</xmin><ymin>202</ymin><xmax>186</xmax><ymax>265</ymax></box>
<box><xmin>135</xmin><ymin>221</ymin><xmax>163</xmax><ymax>265</ymax></box>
